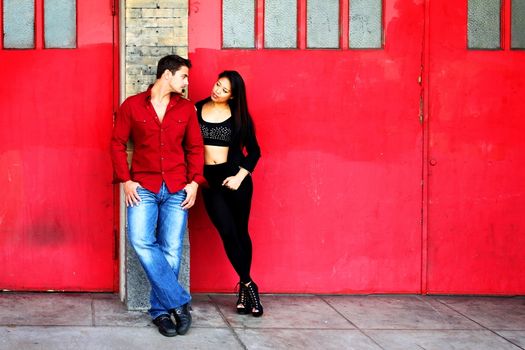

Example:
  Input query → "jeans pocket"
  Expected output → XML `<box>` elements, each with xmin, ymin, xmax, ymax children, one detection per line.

<box><xmin>136</xmin><ymin>185</ymin><xmax>151</xmax><ymax>195</ymax></box>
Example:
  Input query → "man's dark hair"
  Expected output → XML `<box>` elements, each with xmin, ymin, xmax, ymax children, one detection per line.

<box><xmin>156</xmin><ymin>55</ymin><xmax>192</xmax><ymax>79</ymax></box>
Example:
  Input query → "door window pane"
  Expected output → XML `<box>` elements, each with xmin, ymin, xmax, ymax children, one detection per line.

<box><xmin>468</xmin><ymin>0</ymin><xmax>501</xmax><ymax>49</ymax></box>
<box><xmin>350</xmin><ymin>0</ymin><xmax>382</xmax><ymax>49</ymax></box>
<box><xmin>44</xmin><ymin>0</ymin><xmax>77</xmax><ymax>48</ymax></box>
<box><xmin>307</xmin><ymin>0</ymin><xmax>339</xmax><ymax>49</ymax></box>
<box><xmin>223</xmin><ymin>0</ymin><xmax>255</xmax><ymax>48</ymax></box>
<box><xmin>3</xmin><ymin>0</ymin><xmax>35</xmax><ymax>49</ymax></box>
<box><xmin>511</xmin><ymin>0</ymin><xmax>525</xmax><ymax>49</ymax></box>
<box><xmin>265</xmin><ymin>0</ymin><xmax>297</xmax><ymax>48</ymax></box>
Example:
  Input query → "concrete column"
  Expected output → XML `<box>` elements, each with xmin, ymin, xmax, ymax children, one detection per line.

<box><xmin>121</xmin><ymin>0</ymin><xmax>190</xmax><ymax>310</ymax></box>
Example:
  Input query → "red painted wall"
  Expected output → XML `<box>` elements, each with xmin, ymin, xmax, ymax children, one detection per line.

<box><xmin>188</xmin><ymin>0</ymin><xmax>525</xmax><ymax>295</ymax></box>
<box><xmin>188</xmin><ymin>0</ymin><xmax>425</xmax><ymax>293</ymax></box>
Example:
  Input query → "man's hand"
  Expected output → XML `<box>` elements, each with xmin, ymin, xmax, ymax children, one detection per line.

<box><xmin>181</xmin><ymin>181</ymin><xmax>198</xmax><ymax>209</ymax></box>
<box><xmin>124</xmin><ymin>180</ymin><xmax>142</xmax><ymax>207</ymax></box>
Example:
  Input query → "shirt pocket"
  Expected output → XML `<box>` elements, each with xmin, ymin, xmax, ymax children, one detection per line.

<box><xmin>130</xmin><ymin>114</ymin><xmax>158</xmax><ymax>145</ymax></box>
<box><xmin>131</xmin><ymin>114</ymin><xmax>154</xmax><ymax>127</ymax></box>
<box><xmin>164</xmin><ymin>118</ymin><xmax>187</xmax><ymax>148</ymax></box>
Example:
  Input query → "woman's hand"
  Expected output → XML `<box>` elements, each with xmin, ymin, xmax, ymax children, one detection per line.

<box><xmin>124</xmin><ymin>180</ymin><xmax>142</xmax><ymax>207</ymax></box>
<box><xmin>222</xmin><ymin>168</ymin><xmax>250</xmax><ymax>190</ymax></box>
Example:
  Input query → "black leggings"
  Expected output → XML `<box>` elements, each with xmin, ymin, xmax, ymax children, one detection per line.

<box><xmin>202</xmin><ymin>163</ymin><xmax>253</xmax><ymax>283</ymax></box>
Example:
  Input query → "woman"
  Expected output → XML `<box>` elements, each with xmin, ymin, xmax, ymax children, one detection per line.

<box><xmin>196</xmin><ymin>71</ymin><xmax>263</xmax><ymax>317</ymax></box>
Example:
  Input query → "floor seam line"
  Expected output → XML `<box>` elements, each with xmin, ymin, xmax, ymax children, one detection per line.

<box><xmin>208</xmin><ymin>294</ymin><xmax>248</xmax><ymax>350</ymax></box>
<box><xmin>91</xmin><ymin>298</ymin><xmax>96</xmax><ymax>327</ymax></box>
<box><xmin>435</xmin><ymin>298</ymin><xmax>525</xmax><ymax>350</ymax></box>
<box><xmin>319</xmin><ymin>294</ymin><xmax>386</xmax><ymax>350</ymax></box>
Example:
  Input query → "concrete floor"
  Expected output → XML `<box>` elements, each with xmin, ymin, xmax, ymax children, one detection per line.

<box><xmin>0</xmin><ymin>293</ymin><xmax>524</xmax><ymax>349</ymax></box>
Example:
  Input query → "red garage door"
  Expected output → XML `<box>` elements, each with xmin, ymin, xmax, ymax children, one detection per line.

<box><xmin>0</xmin><ymin>0</ymin><xmax>118</xmax><ymax>291</ymax></box>
<box><xmin>426</xmin><ymin>0</ymin><xmax>525</xmax><ymax>294</ymax></box>
<box><xmin>188</xmin><ymin>0</ymin><xmax>425</xmax><ymax>293</ymax></box>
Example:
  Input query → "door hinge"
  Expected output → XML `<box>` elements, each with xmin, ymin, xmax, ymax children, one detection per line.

<box><xmin>419</xmin><ymin>96</ymin><xmax>424</xmax><ymax>124</ymax></box>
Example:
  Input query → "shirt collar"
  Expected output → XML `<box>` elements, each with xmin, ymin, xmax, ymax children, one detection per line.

<box><xmin>143</xmin><ymin>84</ymin><xmax>181</xmax><ymax>106</ymax></box>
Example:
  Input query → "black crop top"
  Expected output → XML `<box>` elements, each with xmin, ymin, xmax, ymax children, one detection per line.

<box><xmin>197</xmin><ymin>105</ymin><xmax>233</xmax><ymax>147</ymax></box>
<box><xmin>196</xmin><ymin>97</ymin><xmax>261</xmax><ymax>173</ymax></box>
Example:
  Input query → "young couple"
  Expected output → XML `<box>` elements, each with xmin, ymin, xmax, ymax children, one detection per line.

<box><xmin>110</xmin><ymin>55</ymin><xmax>262</xmax><ymax>337</ymax></box>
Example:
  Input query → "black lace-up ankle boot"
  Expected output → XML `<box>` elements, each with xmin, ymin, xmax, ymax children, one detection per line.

<box><xmin>245</xmin><ymin>281</ymin><xmax>263</xmax><ymax>317</ymax></box>
<box><xmin>236</xmin><ymin>282</ymin><xmax>252</xmax><ymax>314</ymax></box>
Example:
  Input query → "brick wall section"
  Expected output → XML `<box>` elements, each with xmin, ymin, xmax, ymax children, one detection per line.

<box><xmin>125</xmin><ymin>0</ymin><xmax>189</xmax><ymax>97</ymax></box>
<box><xmin>122</xmin><ymin>0</ymin><xmax>191</xmax><ymax>310</ymax></box>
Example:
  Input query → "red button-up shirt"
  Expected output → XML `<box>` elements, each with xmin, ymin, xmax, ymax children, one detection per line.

<box><xmin>111</xmin><ymin>89</ymin><xmax>205</xmax><ymax>193</ymax></box>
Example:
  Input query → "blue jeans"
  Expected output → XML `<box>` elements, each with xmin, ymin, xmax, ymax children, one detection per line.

<box><xmin>127</xmin><ymin>182</ymin><xmax>191</xmax><ymax>319</ymax></box>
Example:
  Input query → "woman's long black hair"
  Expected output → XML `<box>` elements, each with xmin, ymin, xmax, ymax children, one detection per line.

<box><xmin>218</xmin><ymin>70</ymin><xmax>253</xmax><ymax>147</ymax></box>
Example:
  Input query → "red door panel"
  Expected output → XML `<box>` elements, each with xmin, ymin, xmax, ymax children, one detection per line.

<box><xmin>427</xmin><ymin>1</ymin><xmax>525</xmax><ymax>293</ymax></box>
<box><xmin>188</xmin><ymin>0</ymin><xmax>425</xmax><ymax>293</ymax></box>
<box><xmin>0</xmin><ymin>1</ymin><xmax>117</xmax><ymax>291</ymax></box>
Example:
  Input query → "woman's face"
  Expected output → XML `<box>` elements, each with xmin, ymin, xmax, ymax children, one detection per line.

<box><xmin>211</xmin><ymin>77</ymin><xmax>232</xmax><ymax>103</ymax></box>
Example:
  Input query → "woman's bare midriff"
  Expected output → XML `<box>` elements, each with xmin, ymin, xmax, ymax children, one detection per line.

<box><xmin>204</xmin><ymin>145</ymin><xmax>230</xmax><ymax>165</ymax></box>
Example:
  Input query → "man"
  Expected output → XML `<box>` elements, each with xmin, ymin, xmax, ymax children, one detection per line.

<box><xmin>111</xmin><ymin>55</ymin><xmax>204</xmax><ymax>337</ymax></box>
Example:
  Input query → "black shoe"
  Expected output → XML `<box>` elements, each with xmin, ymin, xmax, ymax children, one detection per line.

<box><xmin>245</xmin><ymin>281</ymin><xmax>264</xmax><ymax>317</ymax></box>
<box><xmin>172</xmin><ymin>303</ymin><xmax>192</xmax><ymax>335</ymax></box>
<box><xmin>236</xmin><ymin>282</ymin><xmax>252</xmax><ymax>315</ymax></box>
<box><xmin>152</xmin><ymin>314</ymin><xmax>177</xmax><ymax>337</ymax></box>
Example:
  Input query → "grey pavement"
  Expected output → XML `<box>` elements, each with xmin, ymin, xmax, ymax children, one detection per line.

<box><xmin>0</xmin><ymin>293</ymin><xmax>524</xmax><ymax>349</ymax></box>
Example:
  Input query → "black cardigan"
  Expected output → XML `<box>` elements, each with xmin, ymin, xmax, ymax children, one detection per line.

<box><xmin>196</xmin><ymin>98</ymin><xmax>261</xmax><ymax>173</ymax></box>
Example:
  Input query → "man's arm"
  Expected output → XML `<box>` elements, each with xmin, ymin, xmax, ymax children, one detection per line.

<box><xmin>111</xmin><ymin>101</ymin><xmax>143</xmax><ymax>207</ymax></box>
<box><xmin>110</xmin><ymin>100</ymin><xmax>132</xmax><ymax>183</ymax></box>
<box><xmin>181</xmin><ymin>106</ymin><xmax>205</xmax><ymax>209</ymax></box>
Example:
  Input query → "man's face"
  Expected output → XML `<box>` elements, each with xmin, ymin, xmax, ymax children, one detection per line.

<box><xmin>169</xmin><ymin>66</ymin><xmax>189</xmax><ymax>94</ymax></box>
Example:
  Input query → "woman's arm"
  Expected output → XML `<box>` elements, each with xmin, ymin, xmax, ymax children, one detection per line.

<box><xmin>223</xmin><ymin>118</ymin><xmax>261</xmax><ymax>190</ymax></box>
<box><xmin>239</xmin><ymin>117</ymin><xmax>261</xmax><ymax>173</ymax></box>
